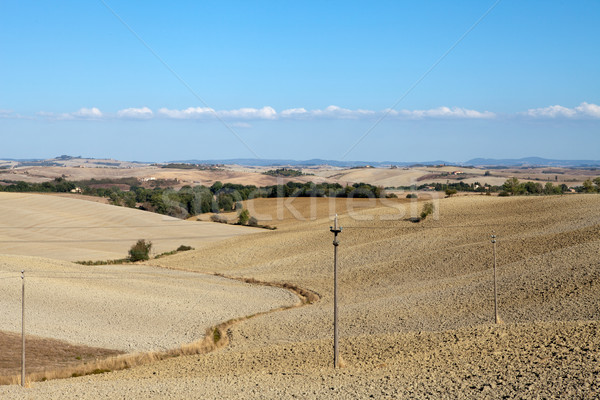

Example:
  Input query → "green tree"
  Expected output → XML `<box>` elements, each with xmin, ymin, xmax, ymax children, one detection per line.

<box><xmin>445</xmin><ymin>189</ymin><xmax>457</xmax><ymax>197</ymax></box>
<box><xmin>503</xmin><ymin>177</ymin><xmax>524</xmax><ymax>196</ymax></box>
<box><xmin>594</xmin><ymin>177</ymin><xmax>600</xmax><ymax>191</ymax></box>
<box><xmin>582</xmin><ymin>179</ymin><xmax>597</xmax><ymax>193</ymax></box>
<box><xmin>237</xmin><ymin>209</ymin><xmax>250</xmax><ymax>225</ymax></box>
<box><xmin>128</xmin><ymin>239</ymin><xmax>152</xmax><ymax>261</ymax></box>
<box><xmin>123</xmin><ymin>192</ymin><xmax>137</xmax><ymax>208</ymax></box>
<box><xmin>210</xmin><ymin>181</ymin><xmax>223</xmax><ymax>194</ymax></box>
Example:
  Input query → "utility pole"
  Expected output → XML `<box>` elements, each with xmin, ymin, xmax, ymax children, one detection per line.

<box><xmin>491</xmin><ymin>234</ymin><xmax>499</xmax><ymax>324</ymax></box>
<box><xmin>21</xmin><ymin>270</ymin><xmax>25</xmax><ymax>387</ymax></box>
<box><xmin>330</xmin><ymin>214</ymin><xmax>342</xmax><ymax>368</ymax></box>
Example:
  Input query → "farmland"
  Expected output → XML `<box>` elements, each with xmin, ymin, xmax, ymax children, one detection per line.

<box><xmin>0</xmin><ymin>189</ymin><xmax>598</xmax><ymax>397</ymax></box>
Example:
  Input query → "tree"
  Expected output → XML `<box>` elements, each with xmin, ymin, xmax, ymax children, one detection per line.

<box><xmin>123</xmin><ymin>192</ymin><xmax>137</xmax><ymax>208</ymax></box>
<box><xmin>582</xmin><ymin>179</ymin><xmax>597</xmax><ymax>193</ymax></box>
<box><xmin>594</xmin><ymin>177</ymin><xmax>600</xmax><ymax>191</ymax></box>
<box><xmin>445</xmin><ymin>189</ymin><xmax>457</xmax><ymax>197</ymax></box>
<box><xmin>523</xmin><ymin>181</ymin><xmax>543</xmax><ymax>195</ymax></box>
<box><xmin>129</xmin><ymin>239</ymin><xmax>152</xmax><ymax>261</ymax></box>
<box><xmin>210</xmin><ymin>181</ymin><xmax>223</xmax><ymax>194</ymax></box>
<box><xmin>237</xmin><ymin>209</ymin><xmax>250</xmax><ymax>225</ymax></box>
<box><xmin>502</xmin><ymin>177</ymin><xmax>524</xmax><ymax>196</ymax></box>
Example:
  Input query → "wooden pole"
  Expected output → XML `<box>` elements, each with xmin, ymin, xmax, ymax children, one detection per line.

<box><xmin>21</xmin><ymin>270</ymin><xmax>25</xmax><ymax>387</ymax></box>
<box><xmin>492</xmin><ymin>234</ymin><xmax>499</xmax><ymax>324</ymax></box>
<box><xmin>330</xmin><ymin>215</ymin><xmax>342</xmax><ymax>368</ymax></box>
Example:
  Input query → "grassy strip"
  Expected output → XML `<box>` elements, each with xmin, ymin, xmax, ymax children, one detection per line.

<box><xmin>75</xmin><ymin>245</ymin><xmax>194</xmax><ymax>265</ymax></box>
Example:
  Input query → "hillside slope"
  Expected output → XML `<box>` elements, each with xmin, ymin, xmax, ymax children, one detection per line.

<box><xmin>0</xmin><ymin>192</ymin><xmax>259</xmax><ymax>261</ymax></box>
<box><xmin>1</xmin><ymin>194</ymin><xmax>599</xmax><ymax>398</ymax></box>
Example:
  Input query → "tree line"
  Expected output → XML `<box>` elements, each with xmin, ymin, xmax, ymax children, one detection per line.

<box><xmin>0</xmin><ymin>178</ymin><xmax>392</xmax><ymax>219</ymax></box>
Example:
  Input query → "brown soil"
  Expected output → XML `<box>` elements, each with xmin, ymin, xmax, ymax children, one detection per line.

<box><xmin>0</xmin><ymin>331</ymin><xmax>123</xmax><ymax>379</ymax></box>
<box><xmin>0</xmin><ymin>194</ymin><xmax>599</xmax><ymax>398</ymax></box>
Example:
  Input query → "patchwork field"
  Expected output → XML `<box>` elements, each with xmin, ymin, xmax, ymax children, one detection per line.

<box><xmin>0</xmin><ymin>193</ymin><xmax>599</xmax><ymax>398</ymax></box>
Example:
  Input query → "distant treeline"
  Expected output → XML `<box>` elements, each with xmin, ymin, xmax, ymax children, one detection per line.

<box><xmin>0</xmin><ymin>178</ymin><xmax>393</xmax><ymax>219</ymax></box>
<box><xmin>262</xmin><ymin>168</ymin><xmax>312</xmax><ymax>177</ymax></box>
<box><xmin>388</xmin><ymin>181</ymin><xmax>502</xmax><ymax>193</ymax></box>
<box><xmin>157</xmin><ymin>163</ymin><xmax>221</xmax><ymax>171</ymax></box>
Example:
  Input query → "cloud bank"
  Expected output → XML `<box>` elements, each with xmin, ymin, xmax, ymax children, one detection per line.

<box><xmin>523</xmin><ymin>102</ymin><xmax>600</xmax><ymax>119</ymax></box>
<box><xmin>26</xmin><ymin>102</ymin><xmax>600</xmax><ymax>122</ymax></box>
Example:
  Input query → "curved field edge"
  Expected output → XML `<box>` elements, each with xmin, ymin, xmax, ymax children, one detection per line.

<box><xmin>0</xmin><ymin>271</ymin><xmax>319</xmax><ymax>386</ymax></box>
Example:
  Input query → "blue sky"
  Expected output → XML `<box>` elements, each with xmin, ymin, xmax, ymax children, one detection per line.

<box><xmin>1</xmin><ymin>1</ymin><xmax>599</xmax><ymax>162</ymax></box>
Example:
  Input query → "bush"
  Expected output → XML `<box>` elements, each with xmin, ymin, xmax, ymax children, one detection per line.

<box><xmin>406</xmin><ymin>193</ymin><xmax>418</xmax><ymax>199</ymax></box>
<box><xmin>128</xmin><ymin>239</ymin><xmax>152</xmax><ymax>262</ymax></box>
<box><xmin>248</xmin><ymin>216</ymin><xmax>259</xmax><ymax>227</ymax></box>
<box><xmin>420</xmin><ymin>202</ymin><xmax>434</xmax><ymax>220</ymax></box>
<box><xmin>176</xmin><ymin>245</ymin><xmax>193</xmax><ymax>252</ymax></box>
<box><xmin>238</xmin><ymin>209</ymin><xmax>250</xmax><ymax>225</ymax></box>
<box><xmin>445</xmin><ymin>189</ymin><xmax>457</xmax><ymax>197</ymax></box>
<box><xmin>498</xmin><ymin>191</ymin><xmax>510</xmax><ymax>197</ymax></box>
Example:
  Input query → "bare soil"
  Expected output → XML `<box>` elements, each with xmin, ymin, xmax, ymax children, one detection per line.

<box><xmin>0</xmin><ymin>331</ymin><xmax>123</xmax><ymax>378</ymax></box>
<box><xmin>0</xmin><ymin>194</ymin><xmax>599</xmax><ymax>398</ymax></box>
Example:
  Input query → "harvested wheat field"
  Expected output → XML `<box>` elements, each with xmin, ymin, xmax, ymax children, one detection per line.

<box><xmin>1</xmin><ymin>194</ymin><xmax>599</xmax><ymax>398</ymax></box>
<box><xmin>0</xmin><ymin>192</ymin><xmax>260</xmax><ymax>261</ymax></box>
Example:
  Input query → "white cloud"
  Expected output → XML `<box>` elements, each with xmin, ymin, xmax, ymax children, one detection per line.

<box><xmin>117</xmin><ymin>106</ymin><xmax>153</xmax><ymax>119</ymax></box>
<box><xmin>0</xmin><ymin>109</ymin><xmax>17</xmax><ymax>119</ymax></box>
<box><xmin>279</xmin><ymin>105</ymin><xmax>491</xmax><ymax>120</ymax></box>
<box><xmin>158</xmin><ymin>106</ymin><xmax>276</xmax><ymax>120</ymax></box>
<box><xmin>26</xmin><ymin>102</ymin><xmax>600</xmax><ymax>123</ymax></box>
<box><xmin>280</xmin><ymin>105</ymin><xmax>376</xmax><ymax>119</ymax></box>
<box><xmin>280</xmin><ymin>107</ymin><xmax>308</xmax><ymax>118</ymax></box>
<box><xmin>387</xmin><ymin>106</ymin><xmax>495</xmax><ymax>119</ymax></box>
<box><xmin>39</xmin><ymin>107</ymin><xmax>103</xmax><ymax>120</ymax></box>
<box><xmin>523</xmin><ymin>102</ymin><xmax>600</xmax><ymax>119</ymax></box>
<box><xmin>574</xmin><ymin>102</ymin><xmax>600</xmax><ymax>118</ymax></box>
<box><xmin>219</xmin><ymin>106</ymin><xmax>277</xmax><ymax>120</ymax></box>
<box><xmin>72</xmin><ymin>107</ymin><xmax>103</xmax><ymax>119</ymax></box>
<box><xmin>158</xmin><ymin>107</ymin><xmax>215</xmax><ymax>119</ymax></box>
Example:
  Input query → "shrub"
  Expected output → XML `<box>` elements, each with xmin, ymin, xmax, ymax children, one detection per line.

<box><xmin>498</xmin><ymin>191</ymin><xmax>510</xmax><ymax>197</ymax></box>
<box><xmin>238</xmin><ymin>209</ymin><xmax>250</xmax><ymax>225</ymax></box>
<box><xmin>176</xmin><ymin>245</ymin><xmax>193</xmax><ymax>252</ymax></box>
<box><xmin>420</xmin><ymin>202</ymin><xmax>434</xmax><ymax>220</ymax></box>
<box><xmin>128</xmin><ymin>239</ymin><xmax>152</xmax><ymax>262</ymax></box>
<box><xmin>445</xmin><ymin>189</ymin><xmax>457</xmax><ymax>197</ymax></box>
<box><xmin>406</xmin><ymin>193</ymin><xmax>418</xmax><ymax>199</ymax></box>
<box><xmin>248</xmin><ymin>216</ymin><xmax>259</xmax><ymax>227</ymax></box>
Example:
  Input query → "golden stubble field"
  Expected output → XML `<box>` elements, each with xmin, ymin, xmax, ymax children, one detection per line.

<box><xmin>0</xmin><ymin>194</ymin><xmax>599</xmax><ymax>398</ymax></box>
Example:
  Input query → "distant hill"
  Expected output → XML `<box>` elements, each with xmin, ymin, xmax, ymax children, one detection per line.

<box><xmin>466</xmin><ymin>157</ymin><xmax>600</xmax><ymax>167</ymax></box>
<box><xmin>170</xmin><ymin>158</ymin><xmax>454</xmax><ymax>168</ymax></box>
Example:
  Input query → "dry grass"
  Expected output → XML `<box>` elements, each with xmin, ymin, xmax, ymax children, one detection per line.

<box><xmin>0</xmin><ymin>321</ymin><xmax>232</xmax><ymax>386</ymax></box>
